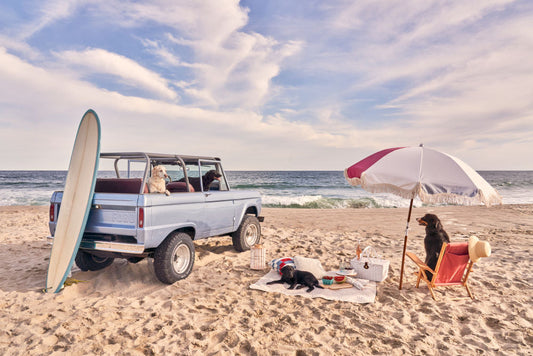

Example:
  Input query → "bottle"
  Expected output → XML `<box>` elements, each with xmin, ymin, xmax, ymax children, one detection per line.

<box><xmin>356</xmin><ymin>240</ymin><xmax>362</xmax><ymax>260</ymax></box>
<box><xmin>339</xmin><ymin>259</ymin><xmax>346</xmax><ymax>273</ymax></box>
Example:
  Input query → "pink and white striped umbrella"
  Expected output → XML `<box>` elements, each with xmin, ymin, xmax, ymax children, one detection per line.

<box><xmin>345</xmin><ymin>146</ymin><xmax>501</xmax><ymax>206</ymax></box>
<box><xmin>344</xmin><ymin>145</ymin><xmax>501</xmax><ymax>289</ymax></box>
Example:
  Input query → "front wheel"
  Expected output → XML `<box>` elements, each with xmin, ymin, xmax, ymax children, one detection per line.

<box><xmin>75</xmin><ymin>250</ymin><xmax>114</xmax><ymax>271</ymax></box>
<box><xmin>154</xmin><ymin>232</ymin><xmax>195</xmax><ymax>284</ymax></box>
<box><xmin>231</xmin><ymin>215</ymin><xmax>261</xmax><ymax>252</ymax></box>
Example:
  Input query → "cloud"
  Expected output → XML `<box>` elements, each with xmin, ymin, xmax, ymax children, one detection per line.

<box><xmin>0</xmin><ymin>34</ymin><xmax>39</xmax><ymax>59</ymax></box>
<box><xmin>101</xmin><ymin>0</ymin><xmax>249</xmax><ymax>44</ymax></box>
<box><xmin>5</xmin><ymin>0</ymin><xmax>294</xmax><ymax>108</ymax></box>
<box><xmin>273</xmin><ymin>1</ymin><xmax>533</xmax><ymax>152</ymax></box>
<box><xmin>182</xmin><ymin>33</ymin><xmax>302</xmax><ymax>109</ymax></box>
<box><xmin>375</xmin><ymin>11</ymin><xmax>533</xmax><ymax>148</ymax></box>
<box><xmin>0</xmin><ymin>47</ymin><xmax>343</xmax><ymax>169</ymax></box>
<box><xmin>90</xmin><ymin>0</ymin><xmax>303</xmax><ymax>108</ymax></box>
<box><xmin>55</xmin><ymin>48</ymin><xmax>178</xmax><ymax>101</ymax></box>
<box><xmin>16</xmin><ymin>0</ymin><xmax>82</xmax><ymax>40</ymax></box>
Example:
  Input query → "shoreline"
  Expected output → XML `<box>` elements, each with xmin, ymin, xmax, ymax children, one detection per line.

<box><xmin>1</xmin><ymin>202</ymin><xmax>532</xmax><ymax>210</ymax></box>
<box><xmin>1</xmin><ymin>204</ymin><xmax>532</xmax><ymax>354</ymax></box>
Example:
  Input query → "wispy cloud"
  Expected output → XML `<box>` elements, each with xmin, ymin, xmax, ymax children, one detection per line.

<box><xmin>16</xmin><ymin>0</ymin><xmax>82</xmax><ymax>40</ymax></box>
<box><xmin>275</xmin><ymin>1</ymin><xmax>533</xmax><ymax>156</ymax></box>
<box><xmin>55</xmin><ymin>48</ymin><xmax>178</xmax><ymax>101</ymax></box>
<box><xmin>103</xmin><ymin>0</ymin><xmax>249</xmax><ymax>43</ymax></box>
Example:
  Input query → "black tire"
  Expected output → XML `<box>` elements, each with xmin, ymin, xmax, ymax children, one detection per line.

<box><xmin>231</xmin><ymin>215</ymin><xmax>261</xmax><ymax>252</ymax></box>
<box><xmin>153</xmin><ymin>232</ymin><xmax>195</xmax><ymax>284</ymax></box>
<box><xmin>75</xmin><ymin>250</ymin><xmax>114</xmax><ymax>271</ymax></box>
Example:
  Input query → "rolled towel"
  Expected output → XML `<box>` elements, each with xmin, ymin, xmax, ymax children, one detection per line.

<box><xmin>346</xmin><ymin>277</ymin><xmax>369</xmax><ymax>290</ymax></box>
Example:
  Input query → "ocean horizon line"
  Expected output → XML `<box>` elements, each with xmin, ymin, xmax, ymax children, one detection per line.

<box><xmin>1</xmin><ymin>169</ymin><xmax>532</xmax><ymax>172</ymax></box>
<box><xmin>1</xmin><ymin>170</ymin><xmax>532</xmax><ymax>207</ymax></box>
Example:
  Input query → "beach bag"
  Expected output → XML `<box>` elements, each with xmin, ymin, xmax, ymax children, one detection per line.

<box><xmin>350</xmin><ymin>246</ymin><xmax>389</xmax><ymax>282</ymax></box>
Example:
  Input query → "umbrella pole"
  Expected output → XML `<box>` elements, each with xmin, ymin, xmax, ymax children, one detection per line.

<box><xmin>399</xmin><ymin>198</ymin><xmax>414</xmax><ymax>290</ymax></box>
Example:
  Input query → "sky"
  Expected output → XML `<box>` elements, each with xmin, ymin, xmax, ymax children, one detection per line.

<box><xmin>0</xmin><ymin>0</ymin><xmax>532</xmax><ymax>171</ymax></box>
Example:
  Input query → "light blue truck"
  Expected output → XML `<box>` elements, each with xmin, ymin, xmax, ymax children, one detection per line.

<box><xmin>48</xmin><ymin>152</ymin><xmax>263</xmax><ymax>284</ymax></box>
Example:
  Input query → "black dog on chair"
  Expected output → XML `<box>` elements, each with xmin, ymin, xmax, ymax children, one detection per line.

<box><xmin>417</xmin><ymin>214</ymin><xmax>450</xmax><ymax>281</ymax></box>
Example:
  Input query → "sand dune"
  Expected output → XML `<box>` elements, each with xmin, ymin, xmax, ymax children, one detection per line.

<box><xmin>0</xmin><ymin>204</ymin><xmax>532</xmax><ymax>355</ymax></box>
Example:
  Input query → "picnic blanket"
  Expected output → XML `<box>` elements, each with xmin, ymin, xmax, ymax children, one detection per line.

<box><xmin>250</xmin><ymin>270</ymin><xmax>376</xmax><ymax>304</ymax></box>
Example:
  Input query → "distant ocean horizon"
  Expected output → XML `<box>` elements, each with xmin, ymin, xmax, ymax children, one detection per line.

<box><xmin>0</xmin><ymin>170</ymin><xmax>532</xmax><ymax>208</ymax></box>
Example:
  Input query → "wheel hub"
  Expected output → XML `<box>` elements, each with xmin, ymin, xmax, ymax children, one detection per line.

<box><xmin>245</xmin><ymin>224</ymin><xmax>258</xmax><ymax>245</ymax></box>
<box><xmin>172</xmin><ymin>244</ymin><xmax>190</xmax><ymax>274</ymax></box>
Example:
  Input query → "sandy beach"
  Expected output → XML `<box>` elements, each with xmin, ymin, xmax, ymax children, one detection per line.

<box><xmin>0</xmin><ymin>204</ymin><xmax>532</xmax><ymax>355</ymax></box>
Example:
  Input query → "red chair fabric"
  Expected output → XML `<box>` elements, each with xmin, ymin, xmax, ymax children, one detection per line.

<box><xmin>434</xmin><ymin>242</ymin><xmax>469</xmax><ymax>285</ymax></box>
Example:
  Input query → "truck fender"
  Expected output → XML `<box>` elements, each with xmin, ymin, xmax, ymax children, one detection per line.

<box><xmin>234</xmin><ymin>203</ymin><xmax>259</xmax><ymax>228</ymax></box>
<box><xmin>144</xmin><ymin>223</ymin><xmax>197</xmax><ymax>249</ymax></box>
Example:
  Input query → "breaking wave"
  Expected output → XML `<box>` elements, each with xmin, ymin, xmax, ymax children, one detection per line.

<box><xmin>262</xmin><ymin>195</ymin><xmax>405</xmax><ymax>209</ymax></box>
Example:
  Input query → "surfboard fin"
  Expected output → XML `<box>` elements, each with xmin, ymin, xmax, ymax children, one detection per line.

<box><xmin>64</xmin><ymin>277</ymin><xmax>88</xmax><ymax>286</ymax></box>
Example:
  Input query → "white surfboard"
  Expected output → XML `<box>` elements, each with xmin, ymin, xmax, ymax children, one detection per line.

<box><xmin>46</xmin><ymin>110</ymin><xmax>101</xmax><ymax>293</ymax></box>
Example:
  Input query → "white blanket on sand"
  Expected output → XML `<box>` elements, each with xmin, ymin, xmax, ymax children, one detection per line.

<box><xmin>250</xmin><ymin>270</ymin><xmax>376</xmax><ymax>304</ymax></box>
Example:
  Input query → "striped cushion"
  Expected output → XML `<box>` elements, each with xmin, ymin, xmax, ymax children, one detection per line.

<box><xmin>269</xmin><ymin>257</ymin><xmax>295</xmax><ymax>274</ymax></box>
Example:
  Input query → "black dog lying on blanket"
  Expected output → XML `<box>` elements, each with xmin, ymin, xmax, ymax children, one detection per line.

<box><xmin>267</xmin><ymin>265</ymin><xmax>324</xmax><ymax>292</ymax></box>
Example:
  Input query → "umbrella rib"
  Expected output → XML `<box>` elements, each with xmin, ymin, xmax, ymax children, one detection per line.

<box><xmin>416</xmin><ymin>145</ymin><xmax>424</xmax><ymax>197</ymax></box>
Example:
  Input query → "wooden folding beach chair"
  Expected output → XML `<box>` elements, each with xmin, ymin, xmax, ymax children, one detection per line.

<box><xmin>406</xmin><ymin>242</ymin><xmax>474</xmax><ymax>300</ymax></box>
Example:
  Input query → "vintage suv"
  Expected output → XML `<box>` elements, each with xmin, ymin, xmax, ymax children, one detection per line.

<box><xmin>48</xmin><ymin>152</ymin><xmax>263</xmax><ymax>284</ymax></box>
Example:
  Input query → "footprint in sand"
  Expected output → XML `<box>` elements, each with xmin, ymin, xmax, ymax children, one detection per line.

<box><xmin>485</xmin><ymin>317</ymin><xmax>502</xmax><ymax>329</ymax></box>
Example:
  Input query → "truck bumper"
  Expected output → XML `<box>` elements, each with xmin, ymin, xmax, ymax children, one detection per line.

<box><xmin>79</xmin><ymin>240</ymin><xmax>146</xmax><ymax>254</ymax></box>
<box><xmin>46</xmin><ymin>236</ymin><xmax>145</xmax><ymax>254</ymax></box>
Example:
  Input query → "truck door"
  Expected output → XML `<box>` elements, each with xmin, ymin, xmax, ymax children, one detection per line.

<box><xmin>200</xmin><ymin>161</ymin><xmax>235</xmax><ymax>235</ymax></box>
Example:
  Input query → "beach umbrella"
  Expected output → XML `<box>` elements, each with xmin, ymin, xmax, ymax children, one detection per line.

<box><xmin>344</xmin><ymin>145</ymin><xmax>502</xmax><ymax>289</ymax></box>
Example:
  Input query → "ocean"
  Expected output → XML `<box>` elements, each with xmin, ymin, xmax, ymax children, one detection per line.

<box><xmin>0</xmin><ymin>170</ymin><xmax>532</xmax><ymax>208</ymax></box>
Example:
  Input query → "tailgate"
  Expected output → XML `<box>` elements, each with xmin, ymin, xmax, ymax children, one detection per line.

<box><xmin>85</xmin><ymin>193</ymin><xmax>140</xmax><ymax>236</ymax></box>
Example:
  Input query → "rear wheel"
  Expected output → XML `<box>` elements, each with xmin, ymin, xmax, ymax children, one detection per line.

<box><xmin>231</xmin><ymin>215</ymin><xmax>261</xmax><ymax>252</ymax></box>
<box><xmin>75</xmin><ymin>250</ymin><xmax>114</xmax><ymax>271</ymax></box>
<box><xmin>154</xmin><ymin>232</ymin><xmax>195</xmax><ymax>284</ymax></box>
